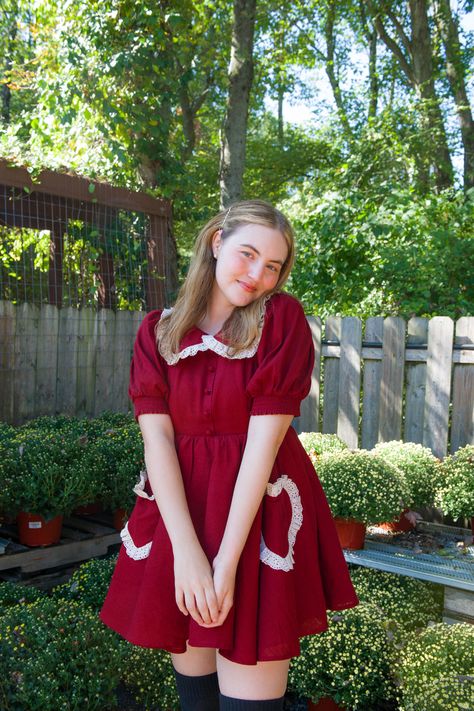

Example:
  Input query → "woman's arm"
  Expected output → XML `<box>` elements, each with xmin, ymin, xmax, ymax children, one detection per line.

<box><xmin>211</xmin><ymin>413</ymin><xmax>293</xmax><ymax>625</ymax></box>
<box><xmin>138</xmin><ymin>413</ymin><xmax>220</xmax><ymax>626</ymax></box>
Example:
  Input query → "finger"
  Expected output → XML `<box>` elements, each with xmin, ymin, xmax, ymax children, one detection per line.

<box><xmin>184</xmin><ymin>591</ymin><xmax>205</xmax><ymax>626</ymax></box>
<box><xmin>194</xmin><ymin>591</ymin><xmax>212</xmax><ymax>625</ymax></box>
<box><xmin>204</xmin><ymin>586</ymin><xmax>220</xmax><ymax>623</ymax></box>
<box><xmin>175</xmin><ymin>589</ymin><xmax>188</xmax><ymax>617</ymax></box>
<box><xmin>216</xmin><ymin>593</ymin><xmax>234</xmax><ymax>626</ymax></box>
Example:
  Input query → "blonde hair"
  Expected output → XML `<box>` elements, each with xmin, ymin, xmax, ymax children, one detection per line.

<box><xmin>158</xmin><ymin>199</ymin><xmax>295</xmax><ymax>356</ymax></box>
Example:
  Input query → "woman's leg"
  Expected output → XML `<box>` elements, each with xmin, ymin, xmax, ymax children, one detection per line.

<box><xmin>217</xmin><ymin>653</ymin><xmax>290</xmax><ymax>708</ymax></box>
<box><xmin>171</xmin><ymin>645</ymin><xmax>219</xmax><ymax>710</ymax></box>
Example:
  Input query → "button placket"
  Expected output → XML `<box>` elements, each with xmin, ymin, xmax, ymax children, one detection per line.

<box><xmin>204</xmin><ymin>358</ymin><xmax>217</xmax><ymax>434</ymax></box>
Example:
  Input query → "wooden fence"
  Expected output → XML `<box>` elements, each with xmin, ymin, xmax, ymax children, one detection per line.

<box><xmin>1</xmin><ymin>303</ymin><xmax>473</xmax><ymax>457</ymax></box>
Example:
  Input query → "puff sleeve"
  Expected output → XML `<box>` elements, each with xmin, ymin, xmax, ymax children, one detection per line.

<box><xmin>128</xmin><ymin>310</ymin><xmax>170</xmax><ymax>420</ymax></box>
<box><xmin>246</xmin><ymin>293</ymin><xmax>314</xmax><ymax>417</ymax></box>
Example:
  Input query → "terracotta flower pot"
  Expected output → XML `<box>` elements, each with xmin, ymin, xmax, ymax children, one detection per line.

<box><xmin>333</xmin><ymin>517</ymin><xmax>366</xmax><ymax>550</ymax></box>
<box><xmin>308</xmin><ymin>697</ymin><xmax>346</xmax><ymax>710</ymax></box>
<box><xmin>378</xmin><ymin>508</ymin><xmax>415</xmax><ymax>533</ymax></box>
<box><xmin>17</xmin><ymin>512</ymin><xmax>63</xmax><ymax>547</ymax></box>
<box><xmin>113</xmin><ymin>508</ymin><xmax>128</xmax><ymax>531</ymax></box>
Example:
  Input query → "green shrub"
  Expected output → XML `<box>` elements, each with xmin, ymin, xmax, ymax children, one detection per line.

<box><xmin>51</xmin><ymin>556</ymin><xmax>117</xmax><ymax>611</ymax></box>
<box><xmin>0</xmin><ymin>582</ymin><xmax>46</xmax><ymax>609</ymax></box>
<box><xmin>394</xmin><ymin>623</ymin><xmax>474</xmax><ymax>711</ymax></box>
<box><xmin>349</xmin><ymin>567</ymin><xmax>443</xmax><ymax>632</ymax></box>
<box><xmin>436</xmin><ymin>445</ymin><xmax>474</xmax><ymax>520</ymax></box>
<box><xmin>0</xmin><ymin>597</ymin><xmax>127</xmax><ymax>710</ymax></box>
<box><xmin>288</xmin><ymin>602</ymin><xmax>396</xmax><ymax>709</ymax></box>
<box><xmin>122</xmin><ymin>645</ymin><xmax>180</xmax><ymax>710</ymax></box>
<box><xmin>298</xmin><ymin>432</ymin><xmax>347</xmax><ymax>466</ymax></box>
<box><xmin>317</xmin><ymin>450</ymin><xmax>410</xmax><ymax>524</ymax></box>
<box><xmin>373</xmin><ymin>440</ymin><xmax>440</xmax><ymax>509</ymax></box>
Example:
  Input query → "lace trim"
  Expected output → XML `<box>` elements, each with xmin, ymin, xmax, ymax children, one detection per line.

<box><xmin>157</xmin><ymin>297</ymin><xmax>270</xmax><ymax>365</ymax></box>
<box><xmin>120</xmin><ymin>521</ymin><xmax>153</xmax><ymax>561</ymax></box>
<box><xmin>132</xmin><ymin>470</ymin><xmax>155</xmax><ymax>501</ymax></box>
<box><xmin>259</xmin><ymin>475</ymin><xmax>303</xmax><ymax>572</ymax></box>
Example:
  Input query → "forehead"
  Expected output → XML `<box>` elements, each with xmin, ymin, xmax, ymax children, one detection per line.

<box><xmin>226</xmin><ymin>223</ymin><xmax>288</xmax><ymax>256</ymax></box>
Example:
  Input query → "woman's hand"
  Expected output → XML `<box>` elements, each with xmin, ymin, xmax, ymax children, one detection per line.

<box><xmin>173</xmin><ymin>543</ymin><xmax>220</xmax><ymax>627</ymax></box>
<box><xmin>210</xmin><ymin>555</ymin><xmax>237</xmax><ymax>627</ymax></box>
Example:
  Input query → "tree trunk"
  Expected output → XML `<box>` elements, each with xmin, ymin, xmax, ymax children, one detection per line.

<box><xmin>434</xmin><ymin>0</ymin><xmax>474</xmax><ymax>190</ymax></box>
<box><xmin>1</xmin><ymin>14</ymin><xmax>17</xmax><ymax>124</ymax></box>
<box><xmin>277</xmin><ymin>81</ymin><xmax>284</xmax><ymax>147</ymax></box>
<box><xmin>409</xmin><ymin>0</ymin><xmax>453</xmax><ymax>190</ymax></box>
<box><xmin>368</xmin><ymin>29</ymin><xmax>378</xmax><ymax>119</ymax></box>
<box><xmin>219</xmin><ymin>0</ymin><xmax>256</xmax><ymax>208</ymax></box>
<box><xmin>324</xmin><ymin>0</ymin><xmax>353</xmax><ymax>140</ymax></box>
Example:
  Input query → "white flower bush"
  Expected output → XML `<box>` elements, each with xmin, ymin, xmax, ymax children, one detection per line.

<box><xmin>374</xmin><ymin>440</ymin><xmax>441</xmax><ymax>509</ymax></box>
<box><xmin>435</xmin><ymin>445</ymin><xmax>474</xmax><ymax>521</ymax></box>
<box><xmin>394</xmin><ymin>623</ymin><xmax>474</xmax><ymax>711</ymax></box>
<box><xmin>298</xmin><ymin>432</ymin><xmax>347</xmax><ymax>466</ymax></box>
<box><xmin>288</xmin><ymin>602</ymin><xmax>397</xmax><ymax>709</ymax></box>
<box><xmin>317</xmin><ymin>450</ymin><xmax>410</xmax><ymax>524</ymax></box>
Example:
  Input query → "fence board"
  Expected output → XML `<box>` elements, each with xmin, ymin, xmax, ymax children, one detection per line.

<box><xmin>35</xmin><ymin>305</ymin><xmax>59</xmax><ymax>416</ymax></box>
<box><xmin>76</xmin><ymin>308</ymin><xmax>97</xmax><ymax>417</ymax></box>
<box><xmin>113</xmin><ymin>310</ymin><xmax>134</xmax><ymax>412</ymax></box>
<box><xmin>337</xmin><ymin>317</ymin><xmax>362</xmax><ymax>448</ymax></box>
<box><xmin>322</xmin><ymin>316</ymin><xmax>341</xmax><ymax>434</ymax></box>
<box><xmin>13</xmin><ymin>303</ymin><xmax>39</xmax><ymax>423</ymax></box>
<box><xmin>378</xmin><ymin>317</ymin><xmax>405</xmax><ymax>442</ymax></box>
<box><xmin>423</xmin><ymin>317</ymin><xmax>454</xmax><ymax>459</ymax></box>
<box><xmin>451</xmin><ymin>317</ymin><xmax>474</xmax><ymax>454</ymax></box>
<box><xmin>0</xmin><ymin>301</ymin><xmax>15</xmax><ymax>422</ymax></box>
<box><xmin>404</xmin><ymin>317</ymin><xmax>429</xmax><ymax>445</ymax></box>
<box><xmin>295</xmin><ymin>316</ymin><xmax>321</xmax><ymax>434</ymax></box>
<box><xmin>94</xmin><ymin>310</ymin><xmax>116</xmax><ymax>415</ymax></box>
<box><xmin>361</xmin><ymin>317</ymin><xmax>384</xmax><ymax>450</ymax></box>
<box><xmin>56</xmin><ymin>307</ymin><xmax>80</xmax><ymax>416</ymax></box>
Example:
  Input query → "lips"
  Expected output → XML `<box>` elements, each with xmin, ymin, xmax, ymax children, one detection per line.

<box><xmin>237</xmin><ymin>280</ymin><xmax>257</xmax><ymax>293</ymax></box>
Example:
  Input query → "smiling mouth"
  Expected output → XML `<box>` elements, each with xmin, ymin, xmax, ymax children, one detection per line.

<box><xmin>237</xmin><ymin>281</ymin><xmax>257</xmax><ymax>293</ymax></box>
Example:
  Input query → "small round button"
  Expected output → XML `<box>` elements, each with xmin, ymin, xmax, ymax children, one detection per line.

<box><xmin>208</xmin><ymin>365</ymin><xmax>216</xmax><ymax>372</ymax></box>
<box><xmin>205</xmin><ymin>428</ymin><xmax>212</xmax><ymax>435</ymax></box>
<box><xmin>204</xmin><ymin>410</ymin><xmax>210</xmax><ymax>416</ymax></box>
<box><xmin>205</xmin><ymin>388</ymin><xmax>212</xmax><ymax>395</ymax></box>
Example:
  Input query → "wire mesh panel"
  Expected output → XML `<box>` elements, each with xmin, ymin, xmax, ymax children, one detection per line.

<box><xmin>0</xmin><ymin>160</ymin><xmax>175</xmax><ymax>423</ymax></box>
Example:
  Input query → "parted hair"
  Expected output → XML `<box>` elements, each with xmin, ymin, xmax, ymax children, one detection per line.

<box><xmin>157</xmin><ymin>199</ymin><xmax>295</xmax><ymax>356</ymax></box>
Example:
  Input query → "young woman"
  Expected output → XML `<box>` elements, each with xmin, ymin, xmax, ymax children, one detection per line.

<box><xmin>100</xmin><ymin>200</ymin><xmax>358</xmax><ymax>710</ymax></box>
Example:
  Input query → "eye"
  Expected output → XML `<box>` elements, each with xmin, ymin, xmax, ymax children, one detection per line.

<box><xmin>267</xmin><ymin>264</ymin><xmax>279</xmax><ymax>273</ymax></box>
<box><xmin>241</xmin><ymin>250</ymin><xmax>253</xmax><ymax>258</ymax></box>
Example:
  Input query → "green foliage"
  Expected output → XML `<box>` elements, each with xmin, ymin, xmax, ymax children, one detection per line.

<box><xmin>288</xmin><ymin>602</ymin><xmax>397</xmax><ymax>709</ymax></box>
<box><xmin>298</xmin><ymin>431</ymin><xmax>347</xmax><ymax>466</ymax></box>
<box><xmin>317</xmin><ymin>450</ymin><xmax>410</xmax><ymax>524</ymax></box>
<box><xmin>394</xmin><ymin>623</ymin><xmax>474</xmax><ymax>711</ymax></box>
<box><xmin>284</xmin><ymin>181</ymin><xmax>474</xmax><ymax>320</ymax></box>
<box><xmin>373</xmin><ymin>441</ymin><xmax>441</xmax><ymax>509</ymax></box>
<box><xmin>0</xmin><ymin>582</ymin><xmax>46</xmax><ymax>609</ymax></box>
<box><xmin>349</xmin><ymin>567</ymin><xmax>443</xmax><ymax>632</ymax></box>
<box><xmin>122</xmin><ymin>645</ymin><xmax>180</xmax><ymax>710</ymax></box>
<box><xmin>436</xmin><ymin>445</ymin><xmax>474</xmax><ymax>520</ymax></box>
<box><xmin>51</xmin><ymin>556</ymin><xmax>117</xmax><ymax>612</ymax></box>
<box><xmin>0</xmin><ymin>597</ymin><xmax>127</xmax><ymax>710</ymax></box>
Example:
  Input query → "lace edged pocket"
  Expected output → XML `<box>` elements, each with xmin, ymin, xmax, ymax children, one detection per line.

<box><xmin>259</xmin><ymin>474</ymin><xmax>303</xmax><ymax>572</ymax></box>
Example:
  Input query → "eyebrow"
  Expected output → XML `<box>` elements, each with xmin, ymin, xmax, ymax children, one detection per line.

<box><xmin>239</xmin><ymin>243</ymin><xmax>285</xmax><ymax>266</ymax></box>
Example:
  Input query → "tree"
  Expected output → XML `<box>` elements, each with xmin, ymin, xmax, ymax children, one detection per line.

<box><xmin>219</xmin><ymin>0</ymin><xmax>257</xmax><ymax>207</ymax></box>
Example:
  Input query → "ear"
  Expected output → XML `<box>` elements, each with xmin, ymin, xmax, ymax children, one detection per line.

<box><xmin>212</xmin><ymin>229</ymin><xmax>222</xmax><ymax>254</ymax></box>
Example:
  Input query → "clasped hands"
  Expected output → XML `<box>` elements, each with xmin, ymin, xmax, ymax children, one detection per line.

<box><xmin>173</xmin><ymin>543</ymin><xmax>236</xmax><ymax>628</ymax></box>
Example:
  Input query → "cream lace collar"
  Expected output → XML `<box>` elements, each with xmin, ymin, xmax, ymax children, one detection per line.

<box><xmin>157</xmin><ymin>295</ymin><xmax>270</xmax><ymax>365</ymax></box>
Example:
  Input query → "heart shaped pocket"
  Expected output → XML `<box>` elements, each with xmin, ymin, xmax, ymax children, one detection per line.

<box><xmin>259</xmin><ymin>474</ymin><xmax>303</xmax><ymax>572</ymax></box>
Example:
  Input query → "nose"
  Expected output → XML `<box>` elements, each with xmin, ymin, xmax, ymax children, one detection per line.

<box><xmin>247</xmin><ymin>260</ymin><xmax>265</xmax><ymax>282</ymax></box>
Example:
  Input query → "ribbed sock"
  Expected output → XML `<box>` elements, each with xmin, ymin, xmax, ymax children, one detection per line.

<box><xmin>219</xmin><ymin>693</ymin><xmax>285</xmax><ymax>710</ymax></box>
<box><xmin>173</xmin><ymin>669</ymin><xmax>220</xmax><ymax>711</ymax></box>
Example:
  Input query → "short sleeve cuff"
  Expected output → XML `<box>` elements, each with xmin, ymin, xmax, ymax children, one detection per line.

<box><xmin>133</xmin><ymin>396</ymin><xmax>170</xmax><ymax>421</ymax></box>
<box><xmin>250</xmin><ymin>396</ymin><xmax>300</xmax><ymax>417</ymax></box>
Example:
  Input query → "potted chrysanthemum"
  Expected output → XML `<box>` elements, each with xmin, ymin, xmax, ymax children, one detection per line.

<box><xmin>317</xmin><ymin>450</ymin><xmax>410</xmax><ymax>548</ymax></box>
<box><xmin>393</xmin><ymin>622</ymin><xmax>474</xmax><ymax>711</ymax></box>
<box><xmin>298</xmin><ymin>432</ymin><xmax>348</xmax><ymax>467</ymax></box>
<box><xmin>435</xmin><ymin>445</ymin><xmax>474</xmax><ymax>534</ymax></box>
<box><xmin>288</xmin><ymin>602</ymin><xmax>397</xmax><ymax>710</ymax></box>
<box><xmin>373</xmin><ymin>440</ymin><xmax>441</xmax><ymax>531</ymax></box>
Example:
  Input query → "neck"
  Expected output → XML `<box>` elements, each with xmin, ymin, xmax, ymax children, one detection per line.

<box><xmin>199</xmin><ymin>286</ymin><xmax>235</xmax><ymax>335</ymax></box>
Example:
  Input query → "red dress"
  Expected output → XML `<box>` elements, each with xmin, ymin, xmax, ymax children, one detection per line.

<box><xmin>99</xmin><ymin>292</ymin><xmax>358</xmax><ymax>664</ymax></box>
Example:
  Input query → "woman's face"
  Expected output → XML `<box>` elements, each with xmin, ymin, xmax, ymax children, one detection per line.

<box><xmin>211</xmin><ymin>222</ymin><xmax>289</xmax><ymax>310</ymax></box>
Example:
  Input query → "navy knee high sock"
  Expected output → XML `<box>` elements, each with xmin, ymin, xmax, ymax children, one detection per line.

<box><xmin>173</xmin><ymin>669</ymin><xmax>220</xmax><ymax>711</ymax></box>
<box><xmin>219</xmin><ymin>693</ymin><xmax>285</xmax><ymax>710</ymax></box>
